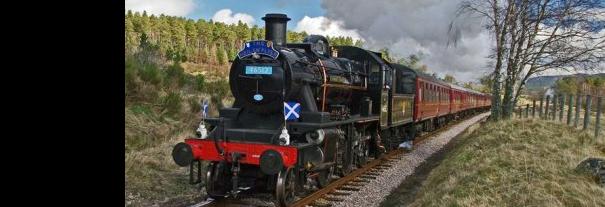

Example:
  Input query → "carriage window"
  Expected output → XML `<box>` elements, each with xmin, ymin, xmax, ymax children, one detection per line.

<box><xmin>429</xmin><ymin>85</ymin><xmax>432</xmax><ymax>102</ymax></box>
<box><xmin>423</xmin><ymin>83</ymin><xmax>427</xmax><ymax>102</ymax></box>
<box><xmin>396</xmin><ymin>71</ymin><xmax>415</xmax><ymax>94</ymax></box>
<box><xmin>432</xmin><ymin>85</ymin><xmax>435</xmax><ymax>102</ymax></box>
<box><xmin>422</xmin><ymin>83</ymin><xmax>426</xmax><ymax>101</ymax></box>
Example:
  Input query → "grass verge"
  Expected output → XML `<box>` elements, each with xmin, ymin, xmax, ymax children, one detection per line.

<box><xmin>382</xmin><ymin>119</ymin><xmax>605</xmax><ymax>207</ymax></box>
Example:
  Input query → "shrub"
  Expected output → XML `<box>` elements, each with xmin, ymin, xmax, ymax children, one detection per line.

<box><xmin>193</xmin><ymin>74</ymin><xmax>205</xmax><ymax>92</ymax></box>
<box><xmin>204</xmin><ymin>79</ymin><xmax>231</xmax><ymax>109</ymax></box>
<box><xmin>165</xmin><ymin>62</ymin><xmax>186</xmax><ymax>88</ymax></box>
<box><xmin>139</xmin><ymin>63</ymin><xmax>162</xmax><ymax>86</ymax></box>
<box><xmin>125</xmin><ymin>57</ymin><xmax>139</xmax><ymax>94</ymax></box>
<box><xmin>188</xmin><ymin>97</ymin><xmax>201</xmax><ymax>114</ymax></box>
<box><xmin>161</xmin><ymin>91</ymin><xmax>182</xmax><ymax>117</ymax></box>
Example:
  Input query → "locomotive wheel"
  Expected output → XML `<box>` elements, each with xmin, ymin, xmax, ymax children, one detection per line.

<box><xmin>206</xmin><ymin>162</ymin><xmax>228</xmax><ymax>199</ymax></box>
<box><xmin>316</xmin><ymin>165</ymin><xmax>334</xmax><ymax>188</ymax></box>
<box><xmin>275</xmin><ymin>167</ymin><xmax>296</xmax><ymax>207</ymax></box>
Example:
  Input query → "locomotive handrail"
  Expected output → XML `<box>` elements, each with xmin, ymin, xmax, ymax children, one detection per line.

<box><xmin>287</xmin><ymin>115</ymin><xmax>380</xmax><ymax>132</ymax></box>
<box><xmin>238</xmin><ymin>74</ymin><xmax>263</xmax><ymax>80</ymax></box>
<box><xmin>295</xmin><ymin>59</ymin><xmax>368</xmax><ymax>77</ymax></box>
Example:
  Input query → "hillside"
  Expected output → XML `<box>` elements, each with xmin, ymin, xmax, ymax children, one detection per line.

<box><xmin>525</xmin><ymin>73</ymin><xmax>605</xmax><ymax>91</ymax></box>
<box><xmin>382</xmin><ymin>119</ymin><xmax>605</xmax><ymax>207</ymax></box>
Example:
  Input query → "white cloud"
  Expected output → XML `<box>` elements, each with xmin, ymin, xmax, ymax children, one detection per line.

<box><xmin>212</xmin><ymin>9</ymin><xmax>255</xmax><ymax>26</ymax></box>
<box><xmin>294</xmin><ymin>16</ymin><xmax>363</xmax><ymax>40</ymax></box>
<box><xmin>125</xmin><ymin>0</ymin><xmax>196</xmax><ymax>17</ymax></box>
<box><xmin>321</xmin><ymin>0</ymin><xmax>493</xmax><ymax>82</ymax></box>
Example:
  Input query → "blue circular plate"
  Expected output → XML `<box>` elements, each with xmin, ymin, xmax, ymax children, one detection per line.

<box><xmin>253</xmin><ymin>94</ymin><xmax>264</xmax><ymax>101</ymax></box>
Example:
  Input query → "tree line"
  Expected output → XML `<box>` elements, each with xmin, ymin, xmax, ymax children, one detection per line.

<box><xmin>125</xmin><ymin>10</ymin><xmax>363</xmax><ymax>66</ymax></box>
<box><xmin>554</xmin><ymin>75</ymin><xmax>605</xmax><ymax>98</ymax></box>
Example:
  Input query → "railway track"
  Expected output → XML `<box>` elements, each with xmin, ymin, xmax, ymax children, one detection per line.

<box><xmin>194</xmin><ymin>113</ymin><xmax>487</xmax><ymax>207</ymax></box>
<box><xmin>290</xmin><ymin>115</ymin><xmax>466</xmax><ymax>207</ymax></box>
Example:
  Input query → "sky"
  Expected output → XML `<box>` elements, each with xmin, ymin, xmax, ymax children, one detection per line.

<box><xmin>125</xmin><ymin>0</ymin><xmax>604</xmax><ymax>83</ymax></box>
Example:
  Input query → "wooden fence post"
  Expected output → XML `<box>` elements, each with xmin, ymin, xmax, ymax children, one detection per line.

<box><xmin>526</xmin><ymin>104</ymin><xmax>529</xmax><ymax>118</ymax></box>
<box><xmin>553</xmin><ymin>95</ymin><xmax>557</xmax><ymax>120</ymax></box>
<box><xmin>539</xmin><ymin>97</ymin><xmax>544</xmax><ymax>118</ymax></box>
<box><xmin>533</xmin><ymin>100</ymin><xmax>536</xmax><ymax>118</ymax></box>
<box><xmin>583</xmin><ymin>95</ymin><xmax>591</xmax><ymax>131</ymax></box>
<box><xmin>567</xmin><ymin>95</ymin><xmax>573</xmax><ymax>125</ymax></box>
<box><xmin>575</xmin><ymin>95</ymin><xmax>581</xmax><ymax>128</ymax></box>
<box><xmin>545</xmin><ymin>96</ymin><xmax>550</xmax><ymax>120</ymax></box>
<box><xmin>595</xmin><ymin>97</ymin><xmax>602</xmax><ymax>139</ymax></box>
<box><xmin>559</xmin><ymin>95</ymin><xmax>564</xmax><ymax>121</ymax></box>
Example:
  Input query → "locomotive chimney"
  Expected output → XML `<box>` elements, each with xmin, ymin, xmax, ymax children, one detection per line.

<box><xmin>262</xmin><ymin>13</ymin><xmax>290</xmax><ymax>47</ymax></box>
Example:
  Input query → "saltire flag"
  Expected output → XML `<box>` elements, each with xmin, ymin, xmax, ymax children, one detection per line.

<box><xmin>284</xmin><ymin>102</ymin><xmax>301</xmax><ymax>121</ymax></box>
<box><xmin>201</xmin><ymin>100</ymin><xmax>209</xmax><ymax>118</ymax></box>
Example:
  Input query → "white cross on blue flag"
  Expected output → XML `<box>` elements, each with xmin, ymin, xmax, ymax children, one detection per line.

<box><xmin>284</xmin><ymin>102</ymin><xmax>301</xmax><ymax>121</ymax></box>
<box><xmin>201</xmin><ymin>100</ymin><xmax>209</xmax><ymax>118</ymax></box>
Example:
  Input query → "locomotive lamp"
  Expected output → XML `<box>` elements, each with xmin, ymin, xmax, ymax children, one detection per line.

<box><xmin>195</xmin><ymin>121</ymin><xmax>208</xmax><ymax>139</ymax></box>
<box><xmin>278</xmin><ymin>126</ymin><xmax>290</xmax><ymax>145</ymax></box>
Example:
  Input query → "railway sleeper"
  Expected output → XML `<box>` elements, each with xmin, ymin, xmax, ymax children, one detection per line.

<box><xmin>337</xmin><ymin>186</ymin><xmax>361</xmax><ymax>191</ymax></box>
<box><xmin>350</xmin><ymin>179</ymin><xmax>370</xmax><ymax>183</ymax></box>
<box><xmin>328</xmin><ymin>191</ymin><xmax>352</xmax><ymax>196</ymax></box>
<box><xmin>310</xmin><ymin>198</ymin><xmax>332</xmax><ymax>207</ymax></box>
<box><xmin>345</xmin><ymin>182</ymin><xmax>365</xmax><ymax>187</ymax></box>
<box><xmin>323</xmin><ymin>195</ymin><xmax>346</xmax><ymax>202</ymax></box>
<box><xmin>359</xmin><ymin>175</ymin><xmax>377</xmax><ymax>179</ymax></box>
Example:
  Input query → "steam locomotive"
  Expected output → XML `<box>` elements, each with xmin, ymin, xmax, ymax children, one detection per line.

<box><xmin>171</xmin><ymin>13</ymin><xmax>491</xmax><ymax>206</ymax></box>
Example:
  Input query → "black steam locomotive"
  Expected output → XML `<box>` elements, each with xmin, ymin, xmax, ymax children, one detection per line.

<box><xmin>172</xmin><ymin>13</ymin><xmax>490</xmax><ymax>206</ymax></box>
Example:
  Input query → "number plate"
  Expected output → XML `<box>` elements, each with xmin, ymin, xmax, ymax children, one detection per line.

<box><xmin>245</xmin><ymin>66</ymin><xmax>273</xmax><ymax>75</ymax></box>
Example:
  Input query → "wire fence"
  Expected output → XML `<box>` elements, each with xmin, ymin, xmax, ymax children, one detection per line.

<box><xmin>514</xmin><ymin>95</ymin><xmax>603</xmax><ymax>140</ymax></box>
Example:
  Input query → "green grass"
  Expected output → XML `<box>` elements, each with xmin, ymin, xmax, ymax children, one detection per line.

<box><xmin>382</xmin><ymin>119</ymin><xmax>605</xmax><ymax>207</ymax></box>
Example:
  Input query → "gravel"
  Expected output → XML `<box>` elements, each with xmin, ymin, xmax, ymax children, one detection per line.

<box><xmin>332</xmin><ymin>112</ymin><xmax>490</xmax><ymax>207</ymax></box>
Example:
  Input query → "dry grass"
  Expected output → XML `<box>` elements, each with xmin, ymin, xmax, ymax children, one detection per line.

<box><xmin>180</xmin><ymin>62</ymin><xmax>230</xmax><ymax>82</ymax></box>
<box><xmin>398</xmin><ymin>119</ymin><xmax>605</xmax><ymax>207</ymax></box>
<box><xmin>125</xmin><ymin>130</ymin><xmax>206</xmax><ymax>206</ymax></box>
<box><xmin>125</xmin><ymin>55</ymin><xmax>235</xmax><ymax>206</ymax></box>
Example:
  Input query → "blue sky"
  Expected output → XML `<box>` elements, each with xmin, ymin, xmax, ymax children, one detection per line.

<box><xmin>125</xmin><ymin>0</ymin><xmax>325</xmax><ymax>27</ymax></box>
<box><xmin>125</xmin><ymin>0</ymin><xmax>363</xmax><ymax>40</ymax></box>
<box><xmin>187</xmin><ymin>0</ymin><xmax>324</xmax><ymax>26</ymax></box>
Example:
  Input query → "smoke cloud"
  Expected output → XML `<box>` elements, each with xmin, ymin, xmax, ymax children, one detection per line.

<box><xmin>321</xmin><ymin>0</ymin><xmax>492</xmax><ymax>82</ymax></box>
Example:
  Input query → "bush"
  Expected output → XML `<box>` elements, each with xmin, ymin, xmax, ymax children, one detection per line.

<box><xmin>204</xmin><ymin>79</ymin><xmax>231</xmax><ymax>109</ymax></box>
<box><xmin>187</xmin><ymin>97</ymin><xmax>201</xmax><ymax>114</ymax></box>
<box><xmin>139</xmin><ymin>63</ymin><xmax>162</xmax><ymax>86</ymax></box>
<box><xmin>125</xmin><ymin>57</ymin><xmax>138</xmax><ymax>94</ymax></box>
<box><xmin>193</xmin><ymin>75</ymin><xmax>205</xmax><ymax>92</ymax></box>
<box><xmin>165</xmin><ymin>62</ymin><xmax>186</xmax><ymax>88</ymax></box>
<box><xmin>161</xmin><ymin>91</ymin><xmax>182</xmax><ymax>117</ymax></box>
